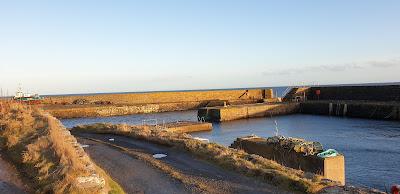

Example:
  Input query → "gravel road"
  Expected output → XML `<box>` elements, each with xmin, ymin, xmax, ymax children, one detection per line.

<box><xmin>75</xmin><ymin>132</ymin><xmax>290</xmax><ymax>194</ymax></box>
<box><xmin>0</xmin><ymin>153</ymin><xmax>29</xmax><ymax>194</ymax></box>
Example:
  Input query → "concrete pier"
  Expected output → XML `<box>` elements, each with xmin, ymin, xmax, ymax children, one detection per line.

<box><xmin>231</xmin><ymin>136</ymin><xmax>345</xmax><ymax>185</ymax></box>
<box><xmin>198</xmin><ymin>102</ymin><xmax>300</xmax><ymax>122</ymax></box>
<box><xmin>301</xmin><ymin>101</ymin><xmax>400</xmax><ymax>120</ymax></box>
<box><xmin>42</xmin><ymin>88</ymin><xmax>275</xmax><ymax>118</ymax></box>
<box><xmin>161</xmin><ymin>121</ymin><xmax>212</xmax><ymax>133</ymax></box>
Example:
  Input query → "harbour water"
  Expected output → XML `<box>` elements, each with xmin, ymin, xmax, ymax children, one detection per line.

<box><xmin>61</xmin><ymin>110</ymin><xmax>400</xmax><ymax>190</ymax></box>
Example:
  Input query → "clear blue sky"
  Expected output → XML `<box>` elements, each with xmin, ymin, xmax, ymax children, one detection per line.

<box><xmin>1</xmin><ymin>0</ymin><xmax>400</xmax><ymax>95</ymax></box>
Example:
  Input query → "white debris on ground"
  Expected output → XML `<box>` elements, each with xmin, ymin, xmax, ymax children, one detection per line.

<box><xmin>152</xmin><ymin>154</ymin><xmax>167</xmax><ymax>159</ymax></box>
<box><xmin>108</xmin><ymin>138</ymin><xmax>114</xmax><ymax>141</ymax></box>
<box><xmin>75</xmin><ymin>174</ymin><xmax>105</xmax><ymax>189</ymax></box>
<box><xmin>79</xmin><ymin>144</ymin><xmax>89</xmax><ymax>148</ymax></box>
<box><xmin>193</xmin><ymin>137</ymin><xmax>209</xmax><ymax>143</ymax></box>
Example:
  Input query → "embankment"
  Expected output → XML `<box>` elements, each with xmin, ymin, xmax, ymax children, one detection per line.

<box><xmin>42</xmin><ymin>89</ymin><xmax>273</xmax><ymax>118</ymax></box>
<box><xmin>71</xmin><ymin>123</ymin><xmax>338</xmax><ymax>193</ymax></box>
<box><xmin>0</xmin><ymin>102</ymin><xmax>124</xmax><ymax>194</ymax></box>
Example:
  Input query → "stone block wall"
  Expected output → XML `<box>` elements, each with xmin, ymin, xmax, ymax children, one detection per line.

<box><xmin>306</xmin><ymin>85</ymin><xmax>400</xmax><ymax>101</ymax></box>
<box><xmin>231</xmin><ymin>136</ymin><xmax>345</xmax><ymax>185</ymax></box>
<box><xmin>164</xmin><ymin>121</ymin><xmax>212</xmax><ymax>133</ymax></box>
<box><xmin>198</xmin><ymin>102</ymin><xmax>300</xmax><ymax>122</ymax></box>
<box><xmin>300</xmin><ymin>101</ymin><xmax>400</xmax><ymax>120</ymax></box>
<box><xmin>44</xmin><ymin>89</ymin><xmax>272</xmax><ymax>105</ymax></box>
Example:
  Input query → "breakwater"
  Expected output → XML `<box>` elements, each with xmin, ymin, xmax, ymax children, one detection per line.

<box><xmin>162</xmin><ymin>121</ymin><xmax>212</xmax><ymax>133</ymax></box>
<box><xmin>45</xmin><ymin>102</ymin><xmax>201</xmax><ymax>118</ymax></box>
<box><xmin>44</xmin><ymin>89</ymin><xmax>272</xmax><ymax>105</ymax></box>
<box><xmin>43</xmin><ymin>89</ymin><xmax>273</xmax><ymax>118</ymax></box>
<box><xmin>301</xmin><ymin>101</ymin><xmax>400</xmax><ymax>120</ymax></box>
<box><xmin>196</xmin><ymin>99</ymin><xmax>400</xmax><ymax>122</ymax></box>
<box><xmin>198</xmin><ymin>102</ymin><xmax>300</xmax><ymax>122</ymax></box>
<box><xmin>231</xmin><ymin>136</ymin><xmax>345</xmax><ymax>185</ymax></box>
<box><xmin>306</xmin><ymin>85</ymin><xmax>400</xmax><ymax>101</ymax></box>
<box><xmin>281</xmin><ymin>85</ymin><xmax>400</xmax><ymax>121</ymax></box>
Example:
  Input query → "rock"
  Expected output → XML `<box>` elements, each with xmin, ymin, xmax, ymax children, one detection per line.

<box><xmin>75</xmin><ymin>174</ymin><xmax>105</xmax><ymax>189</ymax></box>
<box><xmin>93</xmin><ymin>101</ymin><xmax>112</xmax><ymax>105</ymax></box>
<box><xmin>319</xmin><ymin>185</ymin><xmax>386</xmax><ymax>194</ymax></box>
<box><xmin>153</xmin><ymin>154</ymin><xmax>167</xmax><ymax>159</ymax></box>
<box><xmin>72</xmin><ymin>99</ymin><xmax>90</xmax><ymax>105</ymax></box>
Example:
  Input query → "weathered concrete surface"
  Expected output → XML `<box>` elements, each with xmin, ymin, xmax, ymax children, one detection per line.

<box><xmin>231</xmin><ymin>136</ymin><xmax>345</xmax><ymax>185</ymax></box>
<box><xmin>282</xmin><ymin>87</ymin><xmax>309</xmax><ymax>102</ymax></box>
<box><xmin>43</xmin><ymin>98</ymin><xmax>264</xmax><ymax>119</ymax></box>
<box><xmin>324</xmin><ymin>155</ymin><xmax>345</xmax><ymax>186</ymax></box>
<box><xmin>44</xmin><ymin>102</ymin><xmax>193</xmax><ymax>118</ymax></box>
<box><xmin>75</xmin><ymin>133</ymin><xmax>290</xmax><ymax>194</ymax></box>
<box><xmin>162</xmin><ymin>121</ymin><xmax>212</xmax><ymax>133</ymax></box>
<box><xmin>198</xmin><ymin>102</ymin><xmax>300</xmax><ymax>122</ymax></box>
<box><xmin>301</xmin><ymin>101</ymin><xmax>400</xmax><ymax>120</ymax></box>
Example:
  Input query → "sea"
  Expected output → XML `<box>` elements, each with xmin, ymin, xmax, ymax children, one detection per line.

<box><xmin>59</xmin><ymin>82</ymin><xmax>400</xmax><ymax>191</ymax></box>
<box><xmin>62</xmin><ymin>110</ymin><xmax>400</xmax><ymax>191</ymax></box>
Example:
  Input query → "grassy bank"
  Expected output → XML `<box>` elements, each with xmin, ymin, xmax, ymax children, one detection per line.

<box><xmin>0</xmin><ymin>102</ymin><xmax>124</xmax><ymax>194</ymax></box>
<box><xmin>72</xmin><ymin>123</ymin><xmax>337</xmax><ymax>193</ymax></box>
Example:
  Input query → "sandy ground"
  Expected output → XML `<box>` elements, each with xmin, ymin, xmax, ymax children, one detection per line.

<box><xmin>0</xmin><ymin>153</ymin><xmax>29</xmax><ymax>194</ymax></box>
<box><xmin>75</xmin><ymin>132</ymin><xmax>290</xmax><ymax>194</ymax></box>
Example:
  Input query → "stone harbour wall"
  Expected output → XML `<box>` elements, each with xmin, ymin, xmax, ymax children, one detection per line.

<box><xmin>198</xmin><ymin>102</ymin><xmax>300</xmax><ymax>122</ymax></box>
<box><xmin>44</xmin><ymin>89</ymin><xmax>272</xmax><ymax>105</ymax></box>
<box><xmin>300</xmin><ymin>101</ymin><xmax>400</xmax><ymax>120</ymax></box>
<box><xmin>46</xmin><ymin>100</ymin><xmax>260</xmax><ymax>119</ymax></box>
<box><xmin>306</xmin><ymin>85</ymin><xmax>400</xmax><ymax>101</ymax></box>
<box><xmin>231</xmin><ymin>136</ymin><xmax>345</xmax><ymax>185</ymax></box>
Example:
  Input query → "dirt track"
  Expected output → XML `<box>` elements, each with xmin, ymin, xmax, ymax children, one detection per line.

<box><xmin>75</xmin><ymin>132</ymin><xmax>289</xmax><ymax>194</ymax></box>
<box><xmin>0</xmin><ymin>153</ymin><xmax>28</xmax><ymax>194</ymax></box>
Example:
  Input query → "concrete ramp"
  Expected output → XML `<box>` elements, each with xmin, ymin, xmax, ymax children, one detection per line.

<box><xmin>282</xmin><ymin>87</ymin><xmax>310</xmax><ymax>102</ymax></box>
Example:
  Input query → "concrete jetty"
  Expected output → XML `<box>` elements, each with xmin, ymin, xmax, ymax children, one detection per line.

<box><xmin>283</xmin><ymin>85</ymin><xmax>400</xmax><ymax>120</ymax></box>
<box><xmin>42</xmin><ymin>89</ymin><xmax>275</xmax><ymax>118</ymax></box>
<box><xmin>301</xmin><ymin>100</ymin><xmax>400</xmax><ymax>120</ymax></box>
<box><xmin>198</xmin><ymin>102</ymin><xmax>300</xmax><ymax>122</ymax></box>
<box><xmin>161</xmin><ymin>121</ymin><xmax>212</xmax><ymax>133</ymax></box>
<box><xmin>231</xmin><ymin>136</ymin><xmax>345</xmax><ymax>185</ymax></box>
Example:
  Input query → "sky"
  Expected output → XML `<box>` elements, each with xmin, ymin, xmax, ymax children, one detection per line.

<box><xmin>1</xmin><ymin>0</ymin><xmax>400</xmax><ymax>95</ymax></box>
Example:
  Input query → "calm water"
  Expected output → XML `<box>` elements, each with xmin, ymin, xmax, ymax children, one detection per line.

<box><xmin>61</xmin><ymin>110</ymin><xmax>400</xmax><ymax>190</ymax></box>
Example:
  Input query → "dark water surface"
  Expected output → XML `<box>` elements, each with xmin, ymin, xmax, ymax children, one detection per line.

<box><xmin>61</xmin><ymin>110</ymin><xmax>400</xmax><ymax>190</ymax></box>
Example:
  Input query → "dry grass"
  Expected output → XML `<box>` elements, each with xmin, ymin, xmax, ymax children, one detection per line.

<box><xmin>72</xmin><ymin>123</ymin><xmax>337</xmax><ymax>193</ymax></box>
<box><xmin>0</xmin><ymin>102</ymin><xmax>124</xmax><ymax>194</ymax></box>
